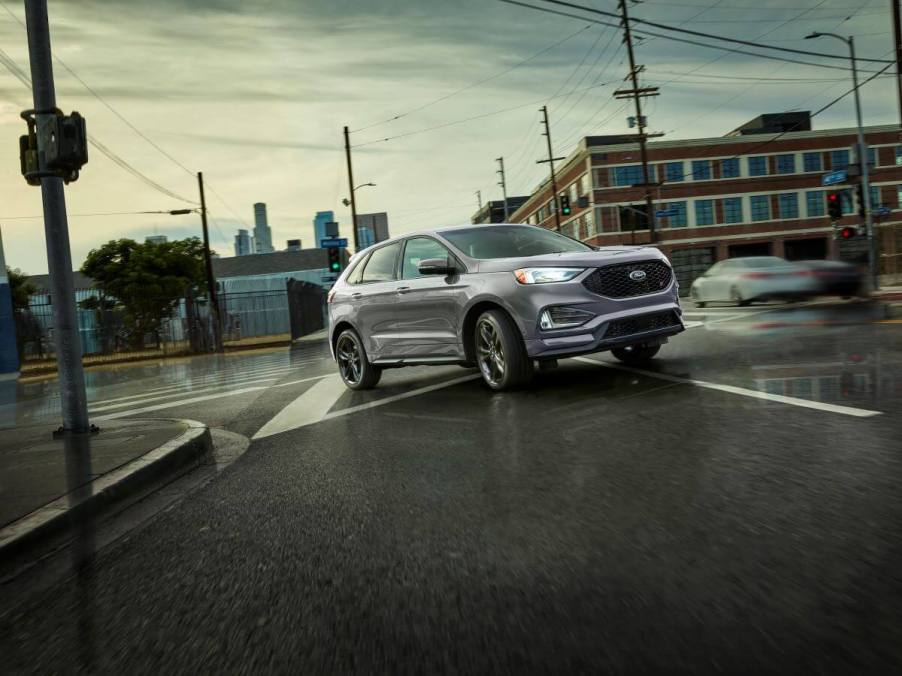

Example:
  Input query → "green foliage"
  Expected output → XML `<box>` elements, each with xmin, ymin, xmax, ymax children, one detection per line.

<box><xmin>5</xmin><ymin>266</ymin><xmax>36</xmax><ymax>313</ymax></box>
<box><xmin>80</xmin><ymin>237</ymin><xmax>206</xmax><ymax>346</ymax></box>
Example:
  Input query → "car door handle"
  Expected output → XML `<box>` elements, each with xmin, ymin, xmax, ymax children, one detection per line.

<box><xmin>351</xmin><ymin>292</ymin><xmax>362</xmax><ymax>299</ymax></box>
<box><xmin>397</xmin><ymin>286</ymin><xmax>411</xmax><ymax>294</ymax></box>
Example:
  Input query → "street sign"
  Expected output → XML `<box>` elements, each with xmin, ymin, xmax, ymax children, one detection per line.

<box><xmin>320</xmin><ymin>237</ymin><xmax>348</xmax><ymax>248</ymax></box>
<box><xmin>655</xmin><ymin>208</ymin><xmax>679</xmax><ymax>218</ymax></box>
<box><xmin>873</xmin><ymin>205</ymin><xmax>892</xmax><ymax>217</ymax></box>
<box><xmin>822</xmin><ymin>170</ymin><xmax>847</xmax><ymax>186</ymax></box>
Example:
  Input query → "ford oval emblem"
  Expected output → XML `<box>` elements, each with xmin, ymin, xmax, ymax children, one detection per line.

<box><xmin>629</xmin><ymin>269</ymin><xmax>647</xmax><ymax>281</ymax></box>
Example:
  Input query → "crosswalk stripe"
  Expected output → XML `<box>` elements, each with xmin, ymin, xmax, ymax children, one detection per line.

<box><xmin>89</xmin><ymin>374</ymin><xmax>284</xmax><ymax>412</ymax></box>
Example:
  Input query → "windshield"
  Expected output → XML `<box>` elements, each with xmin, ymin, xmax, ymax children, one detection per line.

<box><xmin>439</xmin><ymin>225</ymin><xmax>592</xmax><ymax>259</ymax></box>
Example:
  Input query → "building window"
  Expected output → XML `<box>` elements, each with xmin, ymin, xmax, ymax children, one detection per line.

<box><xmin>778</xmin><ymin>193</ymin><xmax>799</xmax><ymax>218</ymax></box>
<box><xmin>748</xmin><ymin>156</ymin><xmax>768</xmax><ymax>176</ymax></box>
<box><xmin>896</xmin><ymin>147</ymin><xmax>902</xmax><ymax>166</ymax></box>
<box><xmin>721</xmin><ymin>158</ymin><xmax>740</xmax><ymax>178</ymax></box>
<box><xmin>841</xmin><ymin>190</ymin><xmax>853</xmax><ymax>215</ymax></box>
<box><xmin>667</xmin><ymin>201</ymin><xmax>688</xmax><ymax>228</ymax></box>
<box><xmin>871</xmin><ymin>185</ymin><xmax>881</xmax><ymax>209</ymax></box>
<box><xmin>694</xmin><ymin>199</ymin><xmax>715</xmax><ymax>226</ymax></box>
<box><xmin>750</xmin><ymin>195</ymin><xmax>770</xmax><ymax>221</ymax></box>
<box><xmin>579</xmin><ymin>173</ymin><xmax>589</xmax><ymax>195</ymax></box>
<box><xmin>806</xmin><ymin>190</ymin><xmax>825</xmax><ymax>217</ymax></box>
<box><xmin>722</xmin><ymin>197</ymin><xmax>743</xmax><ymax>224</ymax></box>
<box><xmin>691</xmin><ymin>160</ymin><xmax>711</xmax><ymax>180</ymax></box>
<box><xmin>776</xmin><ymin>154</ymin><xmax>796</xmax><ymax>174</ymax></box>
<box><xmin>569</xmin><ymin>183</ymin><xmax>578</xmax><ymax>203</ymax></box>
<box><xmin>803</xmin><ymin>152</ymin><xmax>822</xmax><ymax>172</ymax></box>
<box><xmin>867</xmin><ymin>147</ymin><xmax>877</xmax><ymax>167</ymax></box>
<box><xmin>585</xmin><ymin>210</ymin><xmax>596</xmax><ymax>237</ymax></box>
<box><xmin>831</xmin><ymin>149</ymin><xmax>850</xmax><ymax>169</ymax></box>
<box><xmin>665</xmin><ymin>161</ymin><xmax>684</xmax><ymax>183</ymax></box>
<box><xmin>612</xmin><ymin>165</ymin><xmax>645</xmax><ymax>186</ymax></box>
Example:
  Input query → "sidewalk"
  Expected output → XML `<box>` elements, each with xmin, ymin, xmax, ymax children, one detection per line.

<box><xmin>0</xmin><ymin>418</ymin><xmax>210</xmax><ymax>557</ymax></box>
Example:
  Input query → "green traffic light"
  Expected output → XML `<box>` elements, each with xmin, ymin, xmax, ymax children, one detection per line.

<box><xmin>331</xmin><ymin>262</ymin><xmax>340</xmax><ymax>271</ymax></box>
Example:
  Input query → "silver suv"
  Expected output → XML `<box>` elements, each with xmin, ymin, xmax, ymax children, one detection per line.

<box><xmin>328</xmin><ymin>224</ymin><xmax>683</xmax><ymax>391</ymax></box>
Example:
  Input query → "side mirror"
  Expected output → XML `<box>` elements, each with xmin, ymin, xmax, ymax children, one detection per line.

<box><xmin>417</xmin><ymin>257</ymin><xmax>456</xmax><ymax>276</ymax></box>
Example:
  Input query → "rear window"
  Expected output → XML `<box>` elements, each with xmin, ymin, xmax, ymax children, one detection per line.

<box><xmin>439</xmin><ymin>225</ymin><xmax>591</xmax><ymax>259</ymax></box>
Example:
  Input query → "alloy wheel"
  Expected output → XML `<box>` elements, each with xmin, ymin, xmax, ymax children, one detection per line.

<box><xmin>336</xmin><ymin>335</ymin><xmax>362</xmax><ymax>385</ymax></box>
<box><xmin>476</xmin><ymin>318</ymin><xmax>505</xmax><ymax>387</ymax></box>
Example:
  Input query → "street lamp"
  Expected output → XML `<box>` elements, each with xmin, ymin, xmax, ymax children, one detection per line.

<box><xmin>342</xmin><ymin>182</ymin><xmax>376</xmax><ymax>207</ymax></box>
<box><xmin>805</xmin><ymin>31</ymin><xmax>878</xmax><ymax>289</ymax></box>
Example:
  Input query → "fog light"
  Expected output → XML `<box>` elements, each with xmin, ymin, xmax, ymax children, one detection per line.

<box><xmin>539</xmin><ymin>306</ymin><xmax>595</xmax><ymax>330</ymax></box>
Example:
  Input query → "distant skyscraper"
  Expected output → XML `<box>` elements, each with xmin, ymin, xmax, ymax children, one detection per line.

<box><xmin>314</xmin><ymin>211</ymin><xmax>334</xmax><ymax>248</ymax></box>
<box><xmin>234</xmin><ymin>229</ymin><xmax>254</xmax><ymax>256</ymax></box>
<box><xmin>145</xmin><ymin>235</ymin><xmax>168</xmax><ymax>245</ymax></box>
<box><xmin>356</xmin><ymin>212</ymin><xmax>390</xmax><ymax>249</ymax></box>
<box><xmin>285</xmin><ymin>239</ymin><xmax>302</xmax><ymax>251</ymax></box>
<box><xmin>253</xmin><ymin>202</ymin><xmax>274</xmax><ymax>253</ymax></box>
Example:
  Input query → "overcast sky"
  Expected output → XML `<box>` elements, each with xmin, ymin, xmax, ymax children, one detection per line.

<box><xmin>0</xmin><ymin>0</ymin><xmax>898</xmax><ymax>274</ymax></box>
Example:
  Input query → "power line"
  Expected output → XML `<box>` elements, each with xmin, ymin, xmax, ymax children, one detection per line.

<box><xmin>530</xmin><ymin>0</ymin><xmax>892</xmax><ymax>63</ymax></box>
<box><xmin>350</xmin><ymin>23</ymin><xmax>593</xmax><ymax>133</ymax></box>
<box><xmin>0</xmin><ymin>210</ymin><xmax>196</xmax><ymax>220</ymax></box>
<box><xmin>496</xmin><ymin>0</ymin><xmax>888</xmax><ymax>73</ymax></box>
<box><xmin>352</xmin><ymin>79</ymin><xmax>613</xmax><ymax>148</ymax></box>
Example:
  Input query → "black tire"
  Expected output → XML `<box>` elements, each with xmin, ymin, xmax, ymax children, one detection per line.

<box><xmin>611</xmin><ymin>343</ymin><xmax>661</xmax><ymax>365</ymax></box>
<box><xmin>335</xmin><ymin>329</ymin><xmax>382</xmax><ymax>390</ymax></box>
<box><xmin>730</xmin><ymin>286</ymin><xmax>750</xmax><ymax>307</ymax></box>
<box><xmin>474</xmin><ymin>309</ymin><xmax>533</xmax><ymax>390</ymax></box>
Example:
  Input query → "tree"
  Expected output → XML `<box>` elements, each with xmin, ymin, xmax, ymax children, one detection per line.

<box><xmin>81</xmin><ymin>237</ymin><xmax>206</xmax><ymax>347</ymax></box>
<box><xmin>5</xmin><ymin>266</ymin><xmax>36</xmax><ymax>313</ymax></box>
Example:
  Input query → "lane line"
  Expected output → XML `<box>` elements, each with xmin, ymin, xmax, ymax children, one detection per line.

<box><xmin>574</xmin><ymin>357</ymin><xmax>882</xmax><ymax>418</ymax></box>
<box><xmin>93</xmin><ymin>375</ymin><xmax>328</xmax><ymax>421</ymax></box>
<box><xmin>252</xmin><ymin>375</ymin><xmax>348</xmax><ymax>439</ymax></box>
<box><xmin>252</xmin><ymin>373</ymin><xmax>482</xmax><ymax>440</ymax></box>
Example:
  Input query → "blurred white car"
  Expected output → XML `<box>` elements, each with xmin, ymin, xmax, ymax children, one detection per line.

<box><xmin>689</xmin><ymin>256</ymin><xmax>819</xmax><ymax>307</ymax></box>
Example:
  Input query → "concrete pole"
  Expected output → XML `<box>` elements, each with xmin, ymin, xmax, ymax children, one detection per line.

<box><xmin>196</xmin><ymin>173</ymin><xmax>223</xmax><ymax>352</ymax></box>
<box><xmin>849</xmin><ymin>37</ymin><xmax>878</xmax><ymax>290</ymax></box>
<box><xmin>497</xmin><ymin>157</ymin><xmax>510</xmax><ymax>221</ymax></box>
<box><xmin>24</xmin><ymin>0</ymin><xmax>89</xmax><ymax>432</ymax></box>
<box><xmin>343</xmin><ymin>126</ymin><xmax>360</xmax><ymax>251</ymax></box>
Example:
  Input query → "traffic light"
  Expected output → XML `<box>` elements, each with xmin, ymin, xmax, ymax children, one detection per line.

<box><xmin>839</xmin><ymin>226</ymin><xmax>858</xmax><ymax>239</ymax></box>
<box><xmin>559</xmin><ymin>194</ymin><xmax>571</xmax><ymax>216</ymax></box>
<box><xmin>856</xmin><ymin>184</ymin><xmax>866</xmax><ymax>217</ymax></box>
<box><xmin>327</xmin><ymin>246</ymin><xmax>341</xmax><ymax>273</ymax></box>
<box><xmin>827</xmin><ymin>191</ymin><xmax>843</xmax><ymax>220</ymax></box>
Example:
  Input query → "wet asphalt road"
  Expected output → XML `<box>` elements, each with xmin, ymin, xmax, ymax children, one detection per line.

<box><xmin>2</xmin><ymin>299</ymin><xmax>902</xmax><ymax>673</ymax></box>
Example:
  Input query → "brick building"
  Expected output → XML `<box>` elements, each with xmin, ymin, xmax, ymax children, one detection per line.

<box><xmin>509</xmin><ymin>113</ymin><xmax>902</xmax><ymax>291</ymax></box>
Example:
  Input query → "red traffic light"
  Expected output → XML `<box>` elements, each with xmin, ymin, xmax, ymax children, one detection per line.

<box><xmin>827</xmin><ymin>193</ymin><xmax>839</xmax><ymax>202</ymax></box>
<box><xmin>840</xmin><ymin>226</ymin><xmax>857</xmax><ymax>239</ymax></box>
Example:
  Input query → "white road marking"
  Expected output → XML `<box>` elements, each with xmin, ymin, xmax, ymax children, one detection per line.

<box><xmin>683</xmin><ymin>321</ymin><xmax>705</xmax><ymax>329</ymax></box>
<box><xmin>252</xmin><ymin>373</ymin><xmax>482</xmax><ymax>440</ymax></box>
<box><xmin>253</xmin><ymin>375</ymin><xmax>348</xmax><ymax>439</ymax></box>
<box><xmin>93</xmin><ymin>375</ymin><xmax>328</xmax><ymax>421</ymax></box>
<box><xmin>89</xmin><ymin>374</ymin><xmax>285</xmax><ymax>412</ymax></box>
<box><xmin>574</xmin><ymin>357</ymin><xmax>881</xmax><ymax>418</ymax></box>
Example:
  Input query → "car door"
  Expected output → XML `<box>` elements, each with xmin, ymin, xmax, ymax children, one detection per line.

<box><xmin>707</xmin><ymin>260</ymin><xmax>737</xmax><ymax>301</ymax></box>
<box><xmin>353</xmin><ymin>241</ymin><xmax>403</xmax><ymax>359</ymax></box>
<box><xmin>391</xmin><ymin>236</ymin><xmax>468</xmax><ymax>360</ymax></box>
<box><xmin>693</xmin><ymin>262</ymin><xmax>722</xmax><ymax>302</ymax></box>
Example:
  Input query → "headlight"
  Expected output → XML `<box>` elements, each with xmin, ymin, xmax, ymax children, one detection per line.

<box><xmin>514</xmin><ymin>267</ymin><xmax>585</xmax><ymax>284</ymax></box>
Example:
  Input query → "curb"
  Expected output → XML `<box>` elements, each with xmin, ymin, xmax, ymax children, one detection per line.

<box><xmin>0</xmin><ymin>419</ymin><xmax>212</xmax><ymax>561</ymax></box>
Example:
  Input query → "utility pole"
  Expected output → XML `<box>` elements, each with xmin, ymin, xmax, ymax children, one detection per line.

<box><xmin>343</xmin><ymin>126</ymin><xmax>360</xmax><ymax>251</ymax></box>
<box><xmin>197</xmin><ymin>172</ymin><xmax>223</xmax><ymax>352</ymax></box>
<box><xmin>496</xmin><ymin>157</ymin><xmax>510</xmax><ymax>221</ymax></box>
<box><xmin>893</xmin><ymin>0</ymin><xmax>902</xmax><ymax>127</ymax></box>
<box><xmin>475</xmin><ymin>190</ymin><xmax>483</xmax><ymax>210</ymax></box>
<box><xmin>24</xmin><ymin>0</ymin><xmax>88</xmax><ymax>433</ymax></box>
<box><xmin>538</xmin><ymin>105</ymin><xmax>565</xmax><ymax>232</ymax></box>
<box><xmin>616</xmin><ymin>0</ymin><xmax>659</xmax><ymax>244</ymax></box>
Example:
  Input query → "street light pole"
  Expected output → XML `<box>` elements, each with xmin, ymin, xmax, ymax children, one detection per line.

<box><xmin>343</xmin><ymin>126</ymin><xmax>360</xmax><ymax>251</ymax></box>
<box><xmin>807</xmin><ymin>32</ymin><xmax>878</xmax><ymax>289</ymax></box>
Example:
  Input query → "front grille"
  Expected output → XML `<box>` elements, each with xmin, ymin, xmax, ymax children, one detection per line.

<box><xmin>582</xmin><ymin>260</ymin><xmax>673</xmax><ymax>298</ymax></box>
<box><xmin>605</xmin><ymin>311</ymin><xmax>680</xmax><ymax>339</ymax></box>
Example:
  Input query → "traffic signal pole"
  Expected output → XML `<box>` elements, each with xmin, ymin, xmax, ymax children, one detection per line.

<box><xmin>539</xmin><ymin>105</ymin><xmax>562</xmax><ymax>233</ymax></box>
<box><xmin>24</xmin><ymin>0</ymin><xmax>89</xmax><ymax>433</ymax></box>
<box><xmin>496</xmin><ymin>157</ymin><xmax>510</xmax><ymax>221</ymax></box>
<box><xmin>197</xmin><ymin>172</ymin><xmax>223</xmax><ymax>352</ymax></box>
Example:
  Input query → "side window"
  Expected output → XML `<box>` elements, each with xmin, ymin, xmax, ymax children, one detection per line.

<box><xmin>360</xmin><ymin>242</ymin><xmax>401</xmax><ymax>283</ymax></box>
<box><xmin>345</xmin><ymin>252</ymin><xmax>370</xmax><ymax>285</ymax></box>
<box><xmin>401</xmin><ymin>237</ymin><xmax>454</xmax><ymax>279</ymax></box>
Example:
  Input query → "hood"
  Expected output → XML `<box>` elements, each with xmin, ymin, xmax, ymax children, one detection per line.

<box><xmin>473</xmin><ymin>246</ymin><xmax>667</xmax><ymax>273</ymax></box>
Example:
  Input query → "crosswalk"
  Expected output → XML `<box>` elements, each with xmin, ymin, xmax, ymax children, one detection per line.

<box><xmin>87</xmin><ymin>351</ymin><xmax>330</xmax><ymax>421</ymax></box>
